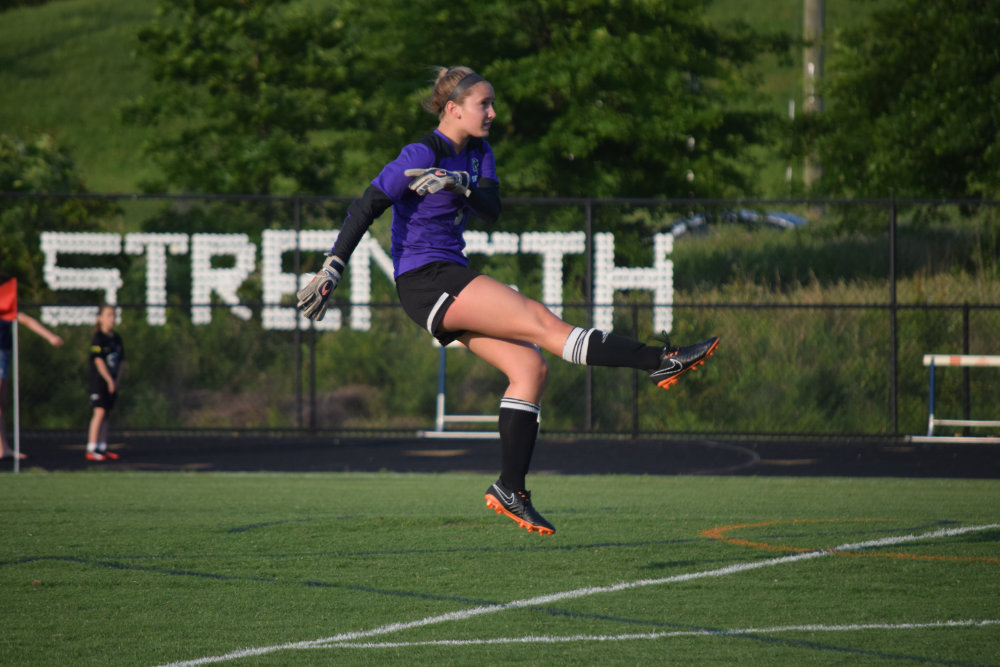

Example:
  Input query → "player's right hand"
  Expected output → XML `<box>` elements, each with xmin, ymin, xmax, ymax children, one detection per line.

<box><xmin>296</xmin><ymin>254</ymin><xmax>344</xmax><ymax>321</ymax></box>
<box><xmin>404</xmin><ymin>168</ymin><xmax>471</xmax><ymax>196</ymax></box>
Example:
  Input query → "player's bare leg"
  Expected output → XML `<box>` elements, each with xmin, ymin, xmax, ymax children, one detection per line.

<box><xmin>442</xmin><ymin>275</ymin><xmax>572</xmax><ymax>356</ymax></box>
<box><xmin>444</xmin><ymin>275</ymin><xmax>718</xmax><ymax>390</ymax></box>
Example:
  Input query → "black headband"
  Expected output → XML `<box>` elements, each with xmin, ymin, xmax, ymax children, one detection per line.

<box><xmin>446</xmin><ymin>72</ymin><xmax>486</xmax><ymax>103</ymax></box>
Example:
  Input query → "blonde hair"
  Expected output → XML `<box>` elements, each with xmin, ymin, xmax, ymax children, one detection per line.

<box><xmin>422</xmin><ymin>66</ymin><xmax>485</xmax><ymax>116</ymax></box>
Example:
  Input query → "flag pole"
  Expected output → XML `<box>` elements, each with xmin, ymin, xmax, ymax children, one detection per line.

<box><xmin>12</xmin><ymin>318</ymin><xmax>19</xmax><ymax>474</ymax></box>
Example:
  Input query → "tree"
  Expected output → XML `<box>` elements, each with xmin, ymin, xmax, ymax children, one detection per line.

<box><xmin>480</xmin><ymin>0</ymin><xmax>789</xmax><ymax>198</ymax></box>
<box><xmin>320</xmin><ymin>0</ymin><xmax>790</xmax><ymax>198</ymax></box>
<box><xmin>799</xmin><ymin>0</ymin><xmax>1000</xmax><ymax>199</ymax></box>
<box><xmin>127</xmin><ymin>0</ymin><xmax>789</xmax><ymax>198</ymax></box>
<box><xmin>123</xmin><ymin>0</ymin><xmax>346</xmax><ymax>195</ymax></box>
<box><xmin>0</xmin><ymin>132</ymin><xmax>112</xmax><ymax>298</ymax></box>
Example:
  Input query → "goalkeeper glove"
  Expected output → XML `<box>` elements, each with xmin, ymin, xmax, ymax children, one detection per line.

<box><xmin>404</xmin><ymin>168</ymin><xmax>471</xmax><ymax>197</ymax></box>
<box><xmin>296</xmin><ymin>254</ymin><xmax>344</xmax><ymax>321</ymax></box>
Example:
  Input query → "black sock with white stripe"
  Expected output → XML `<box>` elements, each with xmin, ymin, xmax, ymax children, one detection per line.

<box><xmin>498</xmin><ymin>398</ymin><xmax>541</xmax><ymax>492</ymax></box>
<box><xmin>560</xmin><ymin>327</ymin><xmax>662</xmax><ymax>370</ymax></box>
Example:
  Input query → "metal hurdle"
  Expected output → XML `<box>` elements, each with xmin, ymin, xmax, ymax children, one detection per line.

<box><xmin>416</xmin><ymin>342</ymin><xmax>500</xmax><ymax>439</ymax></box>
<box><xmin>909</xmin><ymin>354</ymin><xmax>1000</xmax><ymax>443</ymax></box>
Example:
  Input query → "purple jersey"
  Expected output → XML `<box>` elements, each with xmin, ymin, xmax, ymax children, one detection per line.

<box><xmin>372</xmin><ymin>130</ymin><xmax>498</xmax><ymax>278</ymax></box>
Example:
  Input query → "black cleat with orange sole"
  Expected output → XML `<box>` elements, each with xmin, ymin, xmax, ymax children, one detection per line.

<box><xmin>485</xmin><ymin>480</ymin><xmax>555</xmax><ymax>536</ymax></box>
<box><xmin>649</xmin><ymin>336</ymin><xmax>719</xmax><ymax>390</ymax></box>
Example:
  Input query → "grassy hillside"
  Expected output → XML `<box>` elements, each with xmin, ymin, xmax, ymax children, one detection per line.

<box><xmin>0</xmin><ymin>0</ymin><xmax>157</xmax><ymax>192</ymax></box>
<box><xmin>0</xmin><ymin>0</ymin><xmax>885</xmax><ymax>195</ymax></box>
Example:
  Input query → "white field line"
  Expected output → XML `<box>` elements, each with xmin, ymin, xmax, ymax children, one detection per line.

<box><xmin>321</xmin><ymin>619</ymin><xmax>1000</xmax><ymax>649</ymax></box>
<box><xmin>156</xmin><ymin>522</ymin><xmax>1000</xmax><ymax>667</ymax></box>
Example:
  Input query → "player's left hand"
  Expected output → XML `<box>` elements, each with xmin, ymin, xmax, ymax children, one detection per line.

<box><xmin>404</xmin><ymin>168</ymin><xmax>470</xmax><ymax>197</ymax></box>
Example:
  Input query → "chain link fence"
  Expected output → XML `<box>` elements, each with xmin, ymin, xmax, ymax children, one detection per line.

<box><xmin>5</xmin><ymin>193</ymin><xmax>999</xmax><ymax>440</ymax></box>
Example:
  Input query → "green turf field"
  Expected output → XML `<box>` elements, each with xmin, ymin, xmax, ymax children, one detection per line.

<box><xmin>1</xmin><ymin>472</ymin><xmax>997</xmax><ymax>665</ymax></box>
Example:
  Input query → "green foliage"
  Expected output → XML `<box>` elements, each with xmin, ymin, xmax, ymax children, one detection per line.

<box><xmin>470</xmin><ymin>0</ymin><xmax>790</xmax><ymax>197</ymax></box>
<box><xmin>0</xmin><ymin>132</ymin><xmax>82</xmax><ymax>193</ymax></box>
<box><xmin>7</xmin><ymin>0</ymin><xmax>920</xmax><ymax>199</ymax></box>
<box><xmin>0</xmin><ymin>133</ymin><xmax>118</xmax><ymax>298</ymax></box>
<box><xmin>798</xmin><ymin>0</ymin><xmax>1000</xmax><ymax>198</ymax></box>
<box><xmin>123</xmin><ymin>0</ymin><xmax>346</xmax><ymax>194</ymax></box>
<box><xmin>14</xmin><ymin>320</ymin><xmax>90</xmax><ymax>429</ymax></box>
<box><xmin>124</xmin><ymin>0</ymin><xmax>791</xmax><ymax>198</ymax></box>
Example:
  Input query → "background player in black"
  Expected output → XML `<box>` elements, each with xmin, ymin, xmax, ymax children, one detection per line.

<box><xmin>86</xmin><ymin>304</ymin><xmax>124</xmax><ymax>462</ymax></box>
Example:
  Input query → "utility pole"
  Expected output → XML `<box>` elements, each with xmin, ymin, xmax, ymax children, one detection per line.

<box><xmin>803</xmin><ymin>0</ymin><xmax>824</xmax><ymax>190</ymax></box>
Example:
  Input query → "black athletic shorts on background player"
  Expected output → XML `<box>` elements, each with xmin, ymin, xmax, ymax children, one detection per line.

<box><xmin>89</xmin><ymin>389</ymin><xmax>117</xmax><ymax>411</ymax></box>
<box><xmin>395</xmin><ymin>261</ymin><xmax>480</xmax><ymax>346</ymax></box>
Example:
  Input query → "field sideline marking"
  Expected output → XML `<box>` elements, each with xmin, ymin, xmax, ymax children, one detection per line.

<box><xmin>320</xmin><ymin>619</ymin><xmax>1000</xmax><ymax>649</ymax></box>
<box><xmin>157</xmin><ymin>522</ymin><xmax>1000</xmax><ymax>667</ymax></box>
<box><xmin>701</xmin><ymin>519</ymin><xmax>1000</xmax><ymax>564</ymax></box>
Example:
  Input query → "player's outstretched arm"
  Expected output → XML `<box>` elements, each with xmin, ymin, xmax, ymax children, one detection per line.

<box><xmin>297</xmin><ymin>184</ymin><xmax>392</xmax><ymax>322</ymax></box>
<box><xmin>16</xmin><ymin>312</ymin><xmax>63</xmax><ymax>347</ymax></box>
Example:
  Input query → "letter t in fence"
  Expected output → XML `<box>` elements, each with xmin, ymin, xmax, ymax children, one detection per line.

<box><xmin>124</xmin><ymin>233</ymin><xmax>189</xmax><ymax>326</ymax></box>
<box><xmin>592</xmin><ymin>232</ymin><xmax>673</xmax><ymax>334</ymax></box>
<box><xmin>190</xmin><ymin>234</ymin><xmax>256</xmax><ymax>325</ymax></box>
<box><xmin>519</xmin><ymin>231</ymin><xmax>586</xmax><ymax>320</ymax></box>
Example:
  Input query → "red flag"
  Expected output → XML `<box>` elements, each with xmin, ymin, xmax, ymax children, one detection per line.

<box><xmin>0</xmin><ymin>278</ymin><xmax>16</xmax><ymax>322</ymax></box>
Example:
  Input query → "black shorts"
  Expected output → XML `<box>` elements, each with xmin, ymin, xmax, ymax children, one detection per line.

<box><xmin>395</xmin><ymin>261</ymin><xmax>480</xmax><ymax>346</ymax></box>
<box><xmin>89</xmin><ymin>389</ymin><xmax>117</xmax><ymax>411</ymax></box>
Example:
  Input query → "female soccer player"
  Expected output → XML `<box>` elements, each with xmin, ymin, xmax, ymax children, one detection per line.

<box><xmin>86</xmin><ymin>304</ymin><xmax>125</xmax><ymax>462</ymax></box>
<box><xmin>298</xmin><ymin>66</ymin><xmax>719</xmax><ymax>535</ymax></box>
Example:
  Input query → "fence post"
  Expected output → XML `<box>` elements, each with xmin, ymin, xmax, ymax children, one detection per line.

<box><xmin>293</xmin><ymin>197</ymin><xmax>303</xmax><ymax>429</ymax></box>
<box><xmin>889</xmin><ymin>197</ymin><xmax>899</xmax><ymax>436</ymax></box>
<box><xmin>632</xmin><ymin>303</ymin><xmax>640</xmax><ymax>437</ymax></box>
<box><xmin>309</xmin><ymin>327</ymin><xmax>317</xmax><ymax>432</ymax></box>
<box><xmin>585</xmin><ymin>199</ymin><xmax>594</xmax><ymax>431</ymax></box>
<box><xmin>963</xmin><ymin>302</ymin><xmax>971</xmax><ymax>434</ymax></box>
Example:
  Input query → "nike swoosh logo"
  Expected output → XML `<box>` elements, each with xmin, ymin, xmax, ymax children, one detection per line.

<box><xmin>493</xmin><ymin>484</ymin><xmax>515</xmax><ymax>505</ymax></box>
<box><xmin>650</xmin><ymin>358</ymin><xmax>684</xmax><ymax>378</ymax></box>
